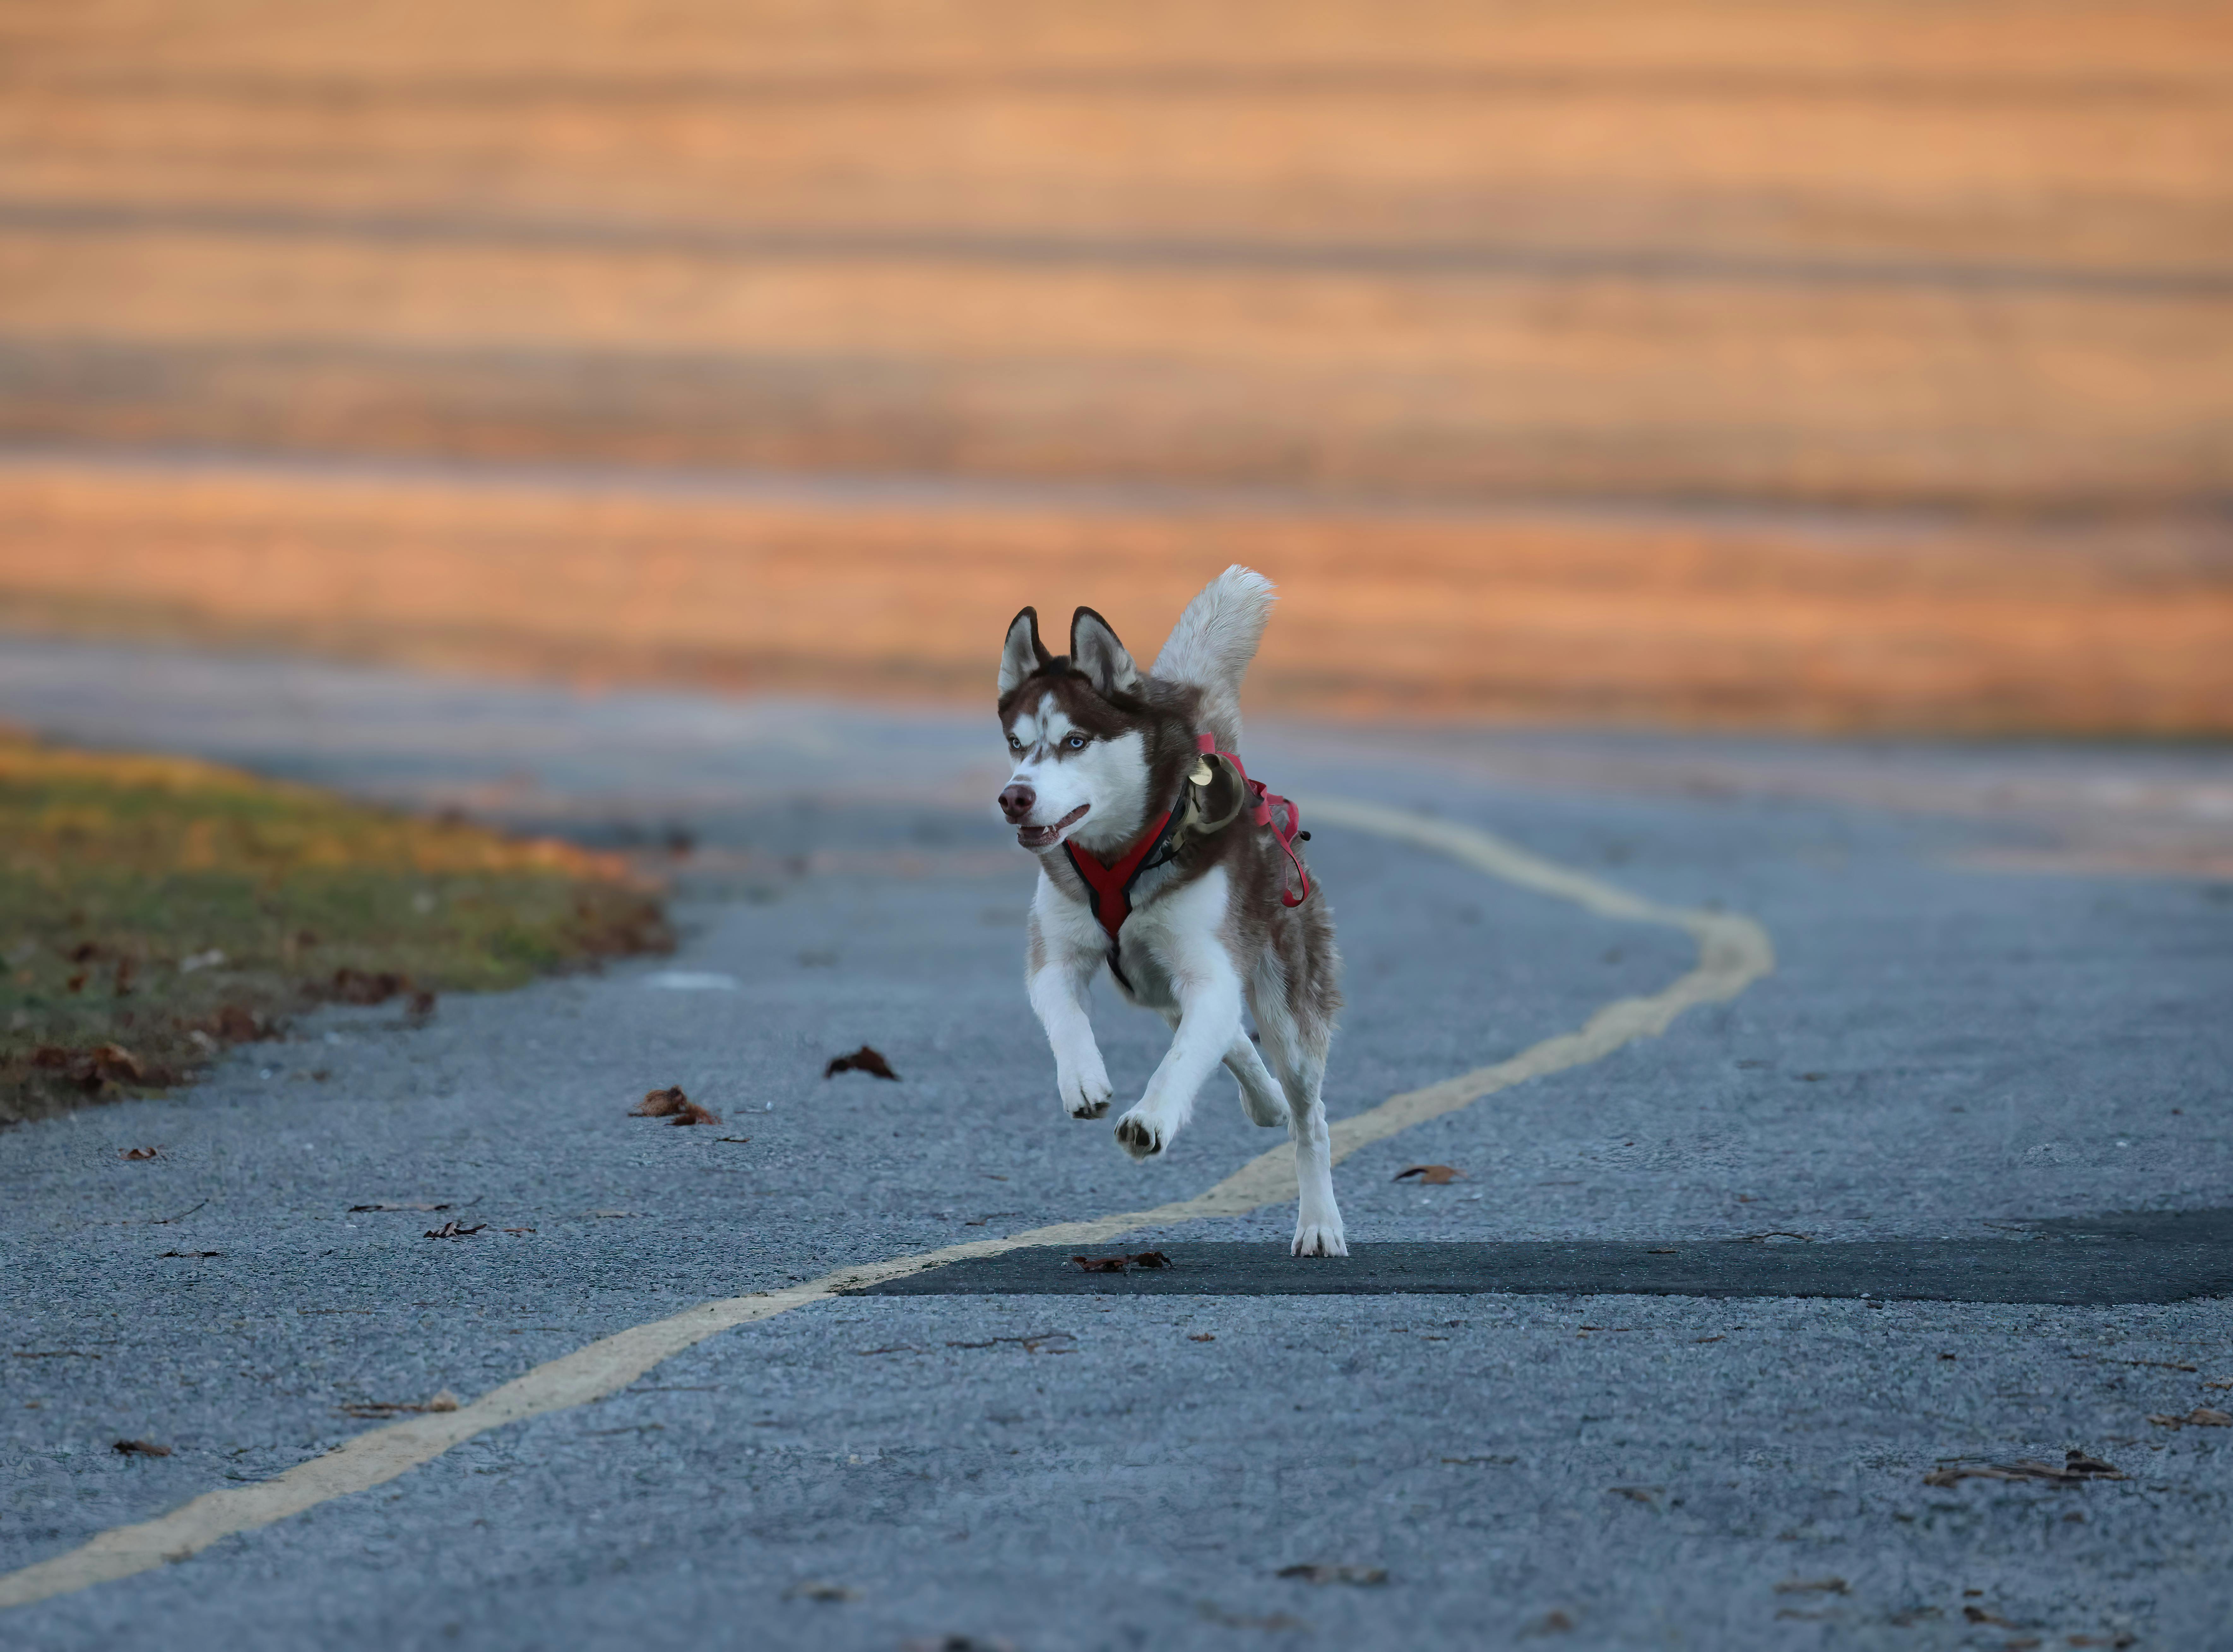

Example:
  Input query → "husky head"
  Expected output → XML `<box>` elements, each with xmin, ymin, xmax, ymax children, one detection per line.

<box><xmin>994</xmin><ymin>605</ymin><xmax>1199</xmax><ymax>856</ymax></box>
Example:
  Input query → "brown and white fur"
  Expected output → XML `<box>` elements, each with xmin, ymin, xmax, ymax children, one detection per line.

<box><xmin>995</xmin><ymin>565</ymin><xmax>1346</xmax><ymax>1256</ymax></box>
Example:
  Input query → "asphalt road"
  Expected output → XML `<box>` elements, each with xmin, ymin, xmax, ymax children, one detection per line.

<box><xmin>3</xmin><ymin>638</ymin><xmax>2232</xmax><ymax>1651</ymax></box>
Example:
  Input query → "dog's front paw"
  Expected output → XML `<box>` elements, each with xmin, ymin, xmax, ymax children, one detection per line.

<box><xmin>1292</xmin><ymin>1217</ymin><xmax>1348</xmax><ymax>1258</ymax></box>
<box><xmin>1112</xmin><ymin>1109</ymin><xmax>1165</xmax><ymax>1159</ymax></box>
<box><xmin>1058</xmin><ymin>1063</ymin><xmax>1113</xmax><ymax>1120</ymax></box>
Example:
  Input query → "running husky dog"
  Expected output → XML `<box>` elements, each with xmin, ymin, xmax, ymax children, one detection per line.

<box><xmin>995</xmin><ymin>565</ymin><xmax>1346</xmax><ymax>1256</ymax></box>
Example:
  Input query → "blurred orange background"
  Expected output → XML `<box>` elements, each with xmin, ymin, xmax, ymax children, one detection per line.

<box><xmin>1</xmin><ymin>0</ymin><xmax>2228</xmax><ymax>732</ymax></box>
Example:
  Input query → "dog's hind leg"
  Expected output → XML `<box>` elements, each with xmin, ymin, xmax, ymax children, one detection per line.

<box><xmin>1254</xmin><ymin>960</ymin><xmax>1345</xmax><ymax>1257</ymax></box>
<box><xmin>1223</xmin><ymin>1036</ymin><xmax>1290</xmax><ymax>1128</ymax></box>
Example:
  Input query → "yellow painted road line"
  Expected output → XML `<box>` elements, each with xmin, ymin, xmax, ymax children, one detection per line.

<box><xmin>0</xmin><ymin>799</ymin><xmax>1772</xmax><ymax>1612</ymax></box>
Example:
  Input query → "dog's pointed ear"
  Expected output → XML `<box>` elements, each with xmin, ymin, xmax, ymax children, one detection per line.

<box><xmin>1069</xmin><ymin>607</ymin><xmax>1141</xmax><ymax>697</ymax></box>
<box><xmin>998</xmin><ymin>607</ymin><xmax>1052</xmax><ymax>694</ymax></box>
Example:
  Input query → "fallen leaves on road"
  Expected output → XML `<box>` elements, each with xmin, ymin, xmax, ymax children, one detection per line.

<box><xmin>1522</xmin><ymin>1610</ymin><xmax>1576</xmax><ymax>1636</ymax></box>
<box><xmin>119</xmin><ymin>1145</ymin><xmax>163</xmax><ymax>1161</ymax></box>
<box><xmin>1774</xmin><ymin>1577</ymin><xmax>1849</xmax><ymax>1596</ymax></box>
<box><xmin>1924</xmin><ymin>1450</ymin><xmax>2124</xmax><ymax>1487</ymax></box>
<box><xmin>632</xmin><ymin>1084</ymin><xmax>721</xmax><ymax>1126</ymax></box>
<box><xmin>349</xmin><ymin>1201</ymin><xmax>451</xmax><ymax>1213</ymax></box>
<box><xmin>784</xmin><ymin>1580</ymin><xmax>862</xmax><ymax>1602</ymax></box>
<box><xmin>211</xmin><ymin>1004</ymin><xmax>273</xmax><ymax>1043</ymax></box>
<box><xmin>157</xmin><ymin>1249</ymin><xmax>221</xmax><ymax>1259</ymax></box>
<box><xmin>900</xmin><ymin>1637</ymin><xmax>1017</xmax><ymax>1652</ymax></box>
<box><xmin>2147</xmin><ymin>1407</ymin><xmax>2232</xmax><ymax>1429</ymax></box>
<box><xmin>1608</xmin><ymin>1485</ymin><xmax>1663</xmax><ymax>1503</ymax></box>
<box><xmin>1278</xmin><ymin>1564</ymin><xmax>1388</xmax><ymax>1586</ymax></box>
<box><xmin>714</xmin><ymin>1136</ymin><xmax>752</xmax><ymax>1144</ymax></box>
<box><xmin>825</xmin><ymin>1045</ymin><xmax>900</xmax><ymax>1080</ymax></box>
<box><xmin>111</xmin><ymin>1439</ymin><xmax>170</xmax><ymax>1457</ymax></box>
<box><xmin>1961</xmin><ymin>1606</ymin><xmax>2017</xmax><ymax>1627</ymax></box>
<box><xmin>33</xmin><ymin>1042</ymin><xmax>157</xmax><ymax>1093</ymax></box>
<box><xmin>423</xmin><ymin>1221</ymin><xmax>486</xmax><ymax>1240</ymax></box>
<box><xmin>1189</xmin><ymin>1333</ymin><xmax>1216</xmax><ymax>1342</ymax></box>
<box><xmin>338</xmin><ymin>1389</ymin><xmax>461</xmax><ymax>1420</ymax></box>
<box><xmin>946</xmin><ymin>1331</ymin><xmax>1075</xmax><ymax>1354</ymax></box>
<box><xmin>328</xmin><ymin>967</ymin><xmax>410</xmax><ymax>1006</ymax></box>
<box><xmin>1069</xmin><ymin>1251</ymin><xmax>1173</xmax><ymax>1273</ymax></box>
<box><xmin>1394</xmin><ymin>1164</ymin><xmax>1461</xmax><ymax>1184</ymax></box>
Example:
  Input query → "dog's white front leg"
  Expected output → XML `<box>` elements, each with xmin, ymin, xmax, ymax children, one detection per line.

<box><xmin>1027</xmin><ymin>904</ymin><xmax>1113</xmax><ymax>1120</ymax></box>
<box><xmin>1113</xmin><ymin>952</ymin><xmax>1243</xmax><ymax>1161</ymax></box>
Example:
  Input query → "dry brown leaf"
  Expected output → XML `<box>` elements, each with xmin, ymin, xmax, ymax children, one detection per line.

<box><xmin>422</xmin><ymin>1221</ymin><xmax>486</xmax><ymax>1240</ymax></box>
<box><xmin>633</xmin><ymin>1085</ymin><xmax>689</xmax><ymax>1117</ymax></box>
<box><xmin>784</xmin><ymin>1580</ymin><xmax>862</xmax><ymax>1602</ymax></box>
<box><xmin>1189</xmin><ymin>1333</ymin><xmax>1216</xmax><ymax>1342</ymax></box>
<box><xmin>825</xmin><ymin>1045</ymin><xmax>900</xmax><ymax>1081</ymax></box>
<box><xmin>119</xmin><ymin>1146</ymin><xmax>163</xmax><ymax>1161</ymax></box>
<box><xmin>501</xmin><ymin>1227</ymin><xmax>536</xmax><ymax>1235</ymax></box>
<box><xmin>1277</xmin><ymin>1563</ymin><xmax>1388</xmax><ymax>1586</ymax></box>
<box><xmin>2149</xmin><ymin>1407</ymin><xmax>2232</xmax><ymax>1429</ymax></box>
<box><xmin>338</xmin><ymin>1390</ymin><xmax>461</xmax><ymax>1420</ymax></box>
<box><xmin>1774</xmin><ymin>1577</ymin><xmax>1850</xmax><ymax>1595</ymax></box>
<box><xmin>212</xmin><ymin>1004</ymin><xmax>272</xmax><ymax>1043</ymax></box>
<box><xmin>1394</xmin><ymin>1164</ymin><xmax>1461</xmax><ymax>1184</ymax></box>
<box><xmin>111</xmin><ymin>1439</ymin><xmax>170</xmax><ymax>1457</ymax></box>
<box><xmin>1962</xmin><ymin>1606</ymin><xmax>2017</xmax><ymax>1627</ymax></box>
<box><xmin>670</xmin><ymin>1101</ymin><xmax>721</xmax><ymax>1127</ymax></box>
<box><xmin>1608</xmin><ymin>1485</ymin><xmax>1662</xmax><ymax>1503</ymax></box>
<box><xmin>329</xmin><ymin>967</ymin><xmax>410</xmax><ymax>1006</ymax></box>
<box><xmin>1924</xmin><ymin>1450</ymin><xmax>2123</xmax><ymax>1487</ymax></box>
<box><xmin>1129</xmin><ymin>1250</ymin><xmax>1172</xmax><ymax>1269</ymax></box>
<box><xmin>349</xmin><ymin>1201</ymin><xmax>450</xmax><ymax>1213</ymax></box>
<box><xmin>157</xmin><ymin>1249</ymin><xmax>221</xmax><ymax>1259</ymax></box>
<box><xmin>1071</xmin><ymin>1255</ymin><xmax>1129</xmax><ymax>1273</ymax></box>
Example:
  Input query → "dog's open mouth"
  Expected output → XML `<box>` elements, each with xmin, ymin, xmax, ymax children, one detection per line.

<box><xmin>1017</xmin><ymin>804</ymin><xmax>1090</xmax><ymax>849</ymax></box>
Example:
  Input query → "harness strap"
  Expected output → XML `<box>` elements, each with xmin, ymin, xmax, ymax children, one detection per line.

<box><xmin>1196</xmin><ymin>733</ymin><xmax>1312</xmax><ymax>909</ymax></box>
<box><xmin>1058</xmin><ymin>735</ymin><xmax>1314</xmax><ymax>971</ymax></box>
<box><xmin>1062</xmin><ymin>807</ymin><xmax>1180</xmax><ymax>943</ymax></box>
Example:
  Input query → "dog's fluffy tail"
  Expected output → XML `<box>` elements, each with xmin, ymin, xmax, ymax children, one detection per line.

<box><xmin>1151</xmin><ymin>564</ymin><xmax>1275</xmax><ymax>750</ymax></box>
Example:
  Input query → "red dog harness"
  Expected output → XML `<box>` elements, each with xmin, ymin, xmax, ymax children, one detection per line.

<box><xmin>1061</xmin><ymin>733</ymin><xmax>1312</xmax><ymax>947</ymax></box>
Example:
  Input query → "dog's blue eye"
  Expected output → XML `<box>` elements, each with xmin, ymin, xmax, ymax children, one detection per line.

<box><xmin>1066</xmin><ymin>735</ymin><xmax>1087</xmax><ymax>750</ymax></box>
<box><xmin>1008</xmin><ymin>734</ymin><xmax>1022</xmax><ymax>749</ymax></box>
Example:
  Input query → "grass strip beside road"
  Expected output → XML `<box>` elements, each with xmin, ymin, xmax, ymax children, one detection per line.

<box><xmin>0</xmin><ymin>731</ymin><xmax>669</xmax><ymax>1124</ymax></box>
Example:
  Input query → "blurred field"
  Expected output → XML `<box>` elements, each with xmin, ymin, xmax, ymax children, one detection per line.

<box><xmin>0</xmin><ymin>1</ymin><xmax>2228</xmax><ymax>730</ymax></box>
<box><xmin>0</xmin><ymin>730</ymin><xmax>669</xmax><ymax>1123</ymax></box>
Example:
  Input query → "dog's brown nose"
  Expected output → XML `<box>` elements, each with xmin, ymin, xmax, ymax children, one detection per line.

<box><xmin>998</xmin><ymin>783</ymin><xmax>1036</xmax><ymax>822</ymax></box>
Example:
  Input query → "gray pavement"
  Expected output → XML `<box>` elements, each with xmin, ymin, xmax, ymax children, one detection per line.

<box><xmin>3</xmin><ymin>636</ymin><xmax>2232</xmax><ymax>1650</ymax></box>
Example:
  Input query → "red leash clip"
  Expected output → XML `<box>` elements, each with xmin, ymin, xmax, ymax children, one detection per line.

<box><xmin>1198</xmin><ymin>733</ymin><xmax>1311</xmax><ymax>909</ymax></box>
